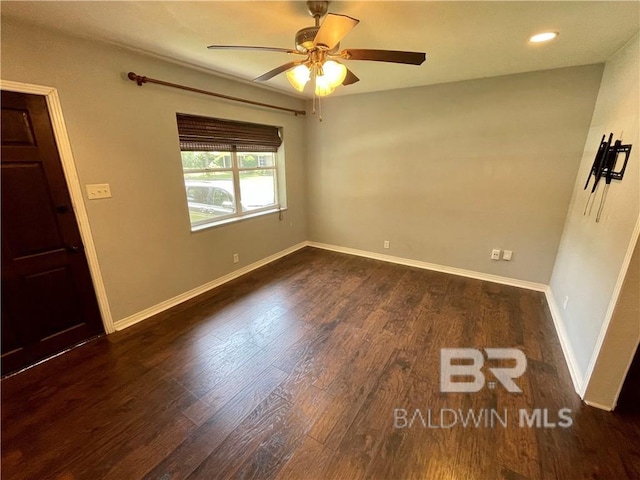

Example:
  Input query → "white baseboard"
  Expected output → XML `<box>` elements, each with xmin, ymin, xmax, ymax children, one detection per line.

<box><xmin>114</xmin><ymin>241</ymin><xmax>307</xmax><ymax>331</ymax></box>
<box><xmin>308</xmin><ymin>241</ymin><xmax>591</xmax><ymax>400</ymax></box>
<box><xmin>307</xmin><ymin>242</ymin><xmax>548</xmax><ymax>292</ymax></box>
<box><xmin>113</xmin><ymin>239</ymin><xmax>589</xmax><ymax>409</ymax></box>
<box><xmin>544</xmin><ymin>288</ymin><xmax>585</xmax><ymax>396</ymax></box>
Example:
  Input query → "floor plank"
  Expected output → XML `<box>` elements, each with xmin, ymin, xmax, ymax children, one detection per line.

<box><xmin>2</xmin><ymin>247</ymin><xmax>639</xmax><ymax>480</ymax></box>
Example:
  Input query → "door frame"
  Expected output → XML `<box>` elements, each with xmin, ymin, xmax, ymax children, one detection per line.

<box><xmin>1</xmin><ymin>79</ymin><xmax>115</xmax><ymax>334</ymax></box>
<box><xmin>583</xmin><ymin>215</ymin><xmax>640</xmax><ymax>407</ymax></box>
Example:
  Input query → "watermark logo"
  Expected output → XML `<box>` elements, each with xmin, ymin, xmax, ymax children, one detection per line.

<box><xmin>393</xmin><ymin>407</ymin><xmax>573</xmax><ymax>429</ymax></box>
<box><xmin>392</xmin><ymin>347</ymin><xmax>574</xmax><ymax>430</ymax></box>
<box><xmin>440</xmin><ymin>348</ymin><xmax>527</xmax><ymax>393</ymax></box>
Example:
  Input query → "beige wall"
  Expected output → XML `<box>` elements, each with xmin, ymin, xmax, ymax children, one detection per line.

<box><xmin>550</xmin><ymin>34</ymin><xmax>639</xmax><ymax>385</ymax></box>
<box><xmin>307</xmin><ymin>65</ymin><xmax>603</xmax><ymax>284</ymax></box>
<box><xmin>2</xmin><ymin>16</ymin><xmax>635</xmax><ymax>399</ymax></box>
<box><xmin>584</xmin><ymin>237</ymin><xmax>639</xmax><ymax>408</ymax></box>
<box><xmin>1</xmin><ymin>18</ymin><xmax>308</xmax><ymax>322</ymax></box>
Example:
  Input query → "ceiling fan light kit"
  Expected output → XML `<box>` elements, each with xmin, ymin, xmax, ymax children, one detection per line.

<box><xmin>287</xmin><ymin>59</ymin><xmax>347</xmax><ymax>96</ymax></box>
<box><xmin>286</xmin><ymin>64</ymin><xmax>311</xmax><ymax>92</ymax></box>
<box><xmin>207</xmin><ymin>1</ymin><xmax>426</xmax><ymax>118</ymax></box>
<box><xmin>318</xmin><ymin>60</ymin><xmax>348</xmax><ymax>90</ymax></box>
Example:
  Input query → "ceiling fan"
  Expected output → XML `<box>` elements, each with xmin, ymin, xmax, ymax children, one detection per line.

<box><xmin>207</xmin><ymin>1</ymin><xmax>426</xmax><ymax>97</ymax></box>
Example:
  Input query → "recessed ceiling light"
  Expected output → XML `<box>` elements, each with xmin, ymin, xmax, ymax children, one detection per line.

<box><xmin>530</xmin><ymin>32</ymin><xmax>559</xmax><ymax>43</ymax></box>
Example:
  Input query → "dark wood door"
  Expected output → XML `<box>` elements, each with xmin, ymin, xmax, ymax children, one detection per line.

<box><xmin>1</xmin><ymin>90</ymin><xmax>104</xmax><ymax>375</ymax></box>
<box><xmin>617</xmin><ymin>343</ymin><xmax>640</xmax><ymax>412</ymax></box>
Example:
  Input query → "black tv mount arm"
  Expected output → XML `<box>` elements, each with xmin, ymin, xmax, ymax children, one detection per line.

<box><xmin>583</xmin><ymin>133</ymin><xmax>633</xmax><ymax>222</ymax></box>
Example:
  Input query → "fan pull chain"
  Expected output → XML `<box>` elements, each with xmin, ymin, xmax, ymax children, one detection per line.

<box><xmin>310</xmin><ymin>71</ymin><xmax>322</xmax><ymax>122</ymax></box>
<box><xmin>310</xmin><ymin>95</ymin><xmax>323</xmax><ymax>122</ymax></box>
<box><xmin>312</xmin><ymin>65</ymin><xmax>318</xmax><ymax>117</ymax></box>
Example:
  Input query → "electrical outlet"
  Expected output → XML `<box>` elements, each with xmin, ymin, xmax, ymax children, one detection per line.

<box><xmin>86</xmin><ymin>183</ymin><xmax>111</xmax><ymax>199</ymax></box>
<box><xmin>563</xmin><ymin>296</ymin><xmax>569</xmax><ymax>310</ymax></box>
<box><xmin>502</xmin><ymin>250</ymin><xmax>513</xmax><ymax>261</ymax></box>
<box><xmin>383</xmin><ymin>240</ymin><xmax>390</xmax><ymax>249</ymax></box>
<box><xmin>233</xmin><ymin>253</ymin><xmax>239</xmax><ymax>264</ymax></box>
<box><xmin>491</xmin><ymin>249</ymin><xmax>501</xmax><ymax>260</ymax></box>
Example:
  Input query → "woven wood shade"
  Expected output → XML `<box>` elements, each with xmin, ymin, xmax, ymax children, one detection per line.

<box><xmin>176</xmin><ymin>113</ymin><xmax>282</xmax><ymax>152</ymax></box>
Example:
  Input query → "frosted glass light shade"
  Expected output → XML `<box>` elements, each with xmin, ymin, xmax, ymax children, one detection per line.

<box><xmin>315</xmin><ymin>74</ymin><xmax>335</xmax><ymax>97</ymax></box>
<box><xmin>321</xmin><ymin>60</ymin><xmax>347</xmax><ymax>88</ymax></box>
<box><xmin>286</xmin><ymin>65</ymin><xmax>311</xmax><ymax>92</ymax></box>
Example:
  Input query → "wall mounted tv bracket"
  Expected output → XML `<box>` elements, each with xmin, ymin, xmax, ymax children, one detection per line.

<box><xmin>583</xmin><ymin>133</ymin><xmax>633</xmax><ymax>222</ymax></box>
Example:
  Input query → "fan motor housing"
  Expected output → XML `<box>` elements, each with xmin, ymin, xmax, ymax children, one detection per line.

<box><xmin>295</xmin><ymin>26</ymin><xmax>319</xmax><ymax>52</ymax></box>
<box><xmin>295</xmin><ymin>26</ymin><xmax>340</xmax><ymax>53</ymax></box>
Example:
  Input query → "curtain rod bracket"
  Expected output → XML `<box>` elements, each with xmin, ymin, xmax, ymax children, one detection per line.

<box><xmin>126</xmin><ymin>71</ymin><xmax>305</xmax><ymax>116</ymax></box>
<box><xmin>128</xmin><ymin>72</ymin><xmax>147</xmax><ymax>86</ymax></box>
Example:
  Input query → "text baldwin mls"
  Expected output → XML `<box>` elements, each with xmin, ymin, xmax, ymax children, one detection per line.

<box><xmin>394</xmin><ymin>408</ymin><xmax>574</xmax><ymax>429</ymax></box>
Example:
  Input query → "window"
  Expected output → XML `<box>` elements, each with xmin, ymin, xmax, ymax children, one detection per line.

<box><xmin>176</xmin><ymin>113</ymin><xmax>283</xmax><ymax>229</ymax></box>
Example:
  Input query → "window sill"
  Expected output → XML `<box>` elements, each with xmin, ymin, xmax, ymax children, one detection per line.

<box><xmin>190</xmin><ymin>206</ymin><xmax>286</xmax><ymax>232</ymax></box>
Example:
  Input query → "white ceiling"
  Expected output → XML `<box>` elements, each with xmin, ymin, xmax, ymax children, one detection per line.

<box><xmin>2</xmin><ymin>1</ymin><xmax>639</xmax><ymax>98</ymax></box>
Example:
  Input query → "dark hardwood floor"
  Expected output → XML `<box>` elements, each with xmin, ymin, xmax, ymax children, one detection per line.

<box><xmin>2</xmin><ymin>247</ymin><xmax>639</xmax><ymax>479</ymax></box>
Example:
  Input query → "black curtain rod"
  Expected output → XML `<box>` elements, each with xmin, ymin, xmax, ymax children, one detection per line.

<box><xmin>127</xmin><ymin>72</ymin><xmax>306</xmax><ymax>116</ymax></box>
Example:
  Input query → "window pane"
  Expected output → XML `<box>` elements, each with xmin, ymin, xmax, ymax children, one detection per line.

<box><xmin>184</xmin><ymin>172</ymin><xmax>236</xmax><ymax>224</ymax></box>
<box><xmin>181</xmin><ymin>151</ymin><xmax>232</xmax><ymax>171</ymax></box>
<box><xmin>238</xmin><ymin>152</ymin><xmax>275</xmax><ymax>169</ymax></box>
<box><xmin>239</xmin><ymin>170</ymin><xmax>276</xmax><ymax>212</ymax></box>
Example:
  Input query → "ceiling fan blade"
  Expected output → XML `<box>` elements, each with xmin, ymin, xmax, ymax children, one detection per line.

<box><xmin>207</xmin><ymin>45</ymin><xmax>303</xmax><ymax>55</ymax></box>
<box><xmin>254</xmin><ymin>61</ymin><xmax>303</xmax><ymax>82</ymax></box>
<box><xmin>343</xmin><ymin>68</ymin><xmax>359</xmax><ymax>86</ymax></box>
<box><xmin>314</xmin><ymin>13</ymin><xmax>360</xmax><ymax>50</ymax></box>
<box><xmin>341</xmin><ymin>49</ymin><xmax>426</xmax><ymax>65</ymax></box>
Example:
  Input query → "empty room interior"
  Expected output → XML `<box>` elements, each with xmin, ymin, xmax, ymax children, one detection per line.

<box><xmin>1</xmin><ymin>1</ymin><xmax>639</xmax><ymax>479</ymax></box>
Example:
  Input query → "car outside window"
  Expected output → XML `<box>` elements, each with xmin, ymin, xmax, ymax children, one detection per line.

<box><xmin>182</xmin><ymin>151</ymin><xmax>277</xmax><ymax>227</ymax></box>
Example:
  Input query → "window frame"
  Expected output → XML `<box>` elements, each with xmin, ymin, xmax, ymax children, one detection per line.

<box><xmin>176</xmin><ymin>113</ymin><xmax>285</xmax><ymax>231</ymax></box>
<box><xmin>182</xmin><ymin>149</ymin><xmax>282</xmax><ymax>231</ymax></box>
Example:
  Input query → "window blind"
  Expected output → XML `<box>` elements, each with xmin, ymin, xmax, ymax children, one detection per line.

<box><xmin>176</xmin><ymin>113</ymin><xmax>282</xmax><ymax>152</ymax></box>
